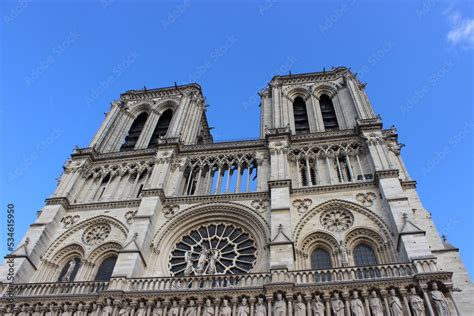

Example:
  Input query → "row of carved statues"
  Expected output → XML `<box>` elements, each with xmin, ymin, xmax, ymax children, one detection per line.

<box><xmin>0</xmin><ymin>283</ymin><xmax>454</xmax><ymax>316</ymax></box>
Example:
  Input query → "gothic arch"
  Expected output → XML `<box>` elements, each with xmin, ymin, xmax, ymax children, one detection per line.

<box><xmin>293</xmin><ymin>199</ymin><xmax>392</xmax><ymax>244</ymax></box>
<box><xmin>42</xmin><ymin>215</ymin><xmax>129</xmax><ymax>261</ymax></box>
<box><xmin>128</xmin><ymin>102</ymin><xmax>152</xmax><ymax>117</ymax></box>
<box><xmin>155</xmin><ymin>99</ymin><xmax>179</xmax><ymax>114</ymax></box>
<box><xmin>151</xmin><ymin>202</ymin><xmax>270</xmax><ymax>275</ymax></box>
<box><xmin>285</xmin><ymin>85</ymin><xmax>312</xmax><ymax>102</ymax></box>
<box><xmin>298</xmin><ymin>231</ymin><xmax>339</xmax><ymax>270</ymax></box>
<box><xmin>312</xmin><ymin>83</ymin><xmax>338</xmax><ymax>99</ymax></box>
<box><xmin>50</xmin><ymin>243</ymin><xmax>85</xmax><ymax>265</ymax></box>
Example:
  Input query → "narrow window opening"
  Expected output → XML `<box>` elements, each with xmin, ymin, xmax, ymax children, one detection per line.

<box><xmin>354</xmin><ymin>244</ymin><xmax>377</xmax><ymax>266</ymax></box>
<box><xmin>120</xmin><ymin>112</ymin><xmax>149</xmax><ymax>151</ymax></box>
<box><xmin>94</xmin><ymin>256</ymin><xmax>117</xmax><ymax>281</ymax></box>
<box><xmin>293</xmin><ymin>97</ymin><xmax>310</xmax><ymax>134</ymax></box>
<box><xmin>311</xmin><ymin>248</ymin><xmax>332</xmax><ymax>269</ymax></box>
<box><xmin>319</xmin><ymin>94</ymin><xmax>339</xmax><ymax>131</ymax></box>
<box><xmin>148</xmin><ymin>109</ymin><xmax>173</xmax><ymax>148</ymax></box>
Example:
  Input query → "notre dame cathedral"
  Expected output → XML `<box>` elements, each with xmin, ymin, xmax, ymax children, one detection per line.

<box><xmin>0</xmin><ymin>67</ymin><xmax>472</xmax><ymax>316</ymax></box>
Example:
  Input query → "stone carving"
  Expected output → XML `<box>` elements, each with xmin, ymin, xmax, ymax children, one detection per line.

<box><xmin>408</xmin><ymin>288</ymin><xmax>425</xmax><ymax>316</ymax></box>
<box><xmin>118</xmin><ymin>301</ymin><xmax>131</xmax><ymax>316</ymax></box>
<box><xmin>274</xmin><ymin>293</ymin><xmax>286</xmax><ymax>316</ymax></box>
<box><xmin>101</xmin><ymin>299</ymin><xmax>113</xmax><ymax>316</ymax></box>
<box><xmin>255</xmin><ymin>297</ymin><xmax>266</xmax><ymax>316</ymax></box>
<box><xmin>331</xmin><ymin>293</ymin><xmax>345</xmax><ymax>316</ymax></box>
<box><xmin>338</xmin><ymin>241</ymin><xmax>350</xmax><ymax>267</ymax></box>
<box><xmin>312</xmin><ymin>296</ymin><xmax>325</xmax><ymax>316</ymax></box>
<box><xmin>169</xmin><ymin>223</ymin><xmax>257</xmax><ymax>276</ymax></box>
<box><xmin>62</xmin><ymin>215</ymin><xmax>80</xmax><ymax>229</ymax></box>
<box><xmin>430</xmin><ymin>283</ymin><xmax>450</xmax><ymax>316</ymax></box>
<box><xmin>350</xmin><ymin>291</ymin><xmax>365</xmax><ymax>316</ymax></box>
<box><xmin>152</xmin><ymin>301</ymin><xmax>163</xmax><ymax>316</ymax></box>
<box><xmin>203</xmin><ymin>299</ymin><xmax>214</xmax><ymax>316</ymax></box>
<box><xmin>162</xmin><ymin>204</ymin><xmax>179</xmax><ymax>218</ymax></box>
<box><xmin>184</xmin><ymin>300</ymin><xmax>197</xmax><ymax>316</ymax></box>
<box><xmin>168</xmin><ymin>301</ymin><xmax>179</xmax><ymax>316</ymax></box>
<box><xmin>237</xmin><ymin>298</ymin><xmax>250</xmax><ymax>316</ymax></box>
<box><xmin>61</xmin><ymin>259</ymin><xmax>77</xmax><ymax>282</ymax></box>
<box><xmin>320</xmin><ymin>209</ymin><xmax>354</xmax><ymax>232</ymax></box>
<box><xmin>355</xmin><ymin>192</ymin><xmax>376</xmax><ymax>207</ymax></box>
<box><xmin>135</xmin><ymin>302</ymin><xmax>147</xmax><ymax>316</ymax></box>
<box><xmin>292</xmin><ymin>198</ymin><xmax>312</xmax><ymax>213</ymax></box>
<box><xmin>294</xmin><ymin>295</ymin><xmax>306</xmax><ymax>316</ymax></box>
<box><xmin>251</xmin><ymin>199</ymin><xmax>270</xmax><ymax>213</ymax></box>
<box><xmin>82</xmin><ymin>224</ymin><xmax>111</xmax><ymax>246</ymax></box>
<box><xmin>32</xmin><ymin>305</ymin><xmax>41</xmax><ymax>316</ymax></box>
<box><xmin>124</xmin><ymin>210</ymin><xmax>138</xmax><ymax>224</ymax></box>
<box><xmin>220</xmin><ymin>299</ymin><xmax>232</xmax><ymax>316</ymax></box>
<box><xmin>369</xmin><ymin>291</ymin><xmax>383</xmax><ymax>316</ymax></box>
<box><xmin>388</xmin><ymin>289</ymin><xmax>403</xmax><ymax>316</ymax></box>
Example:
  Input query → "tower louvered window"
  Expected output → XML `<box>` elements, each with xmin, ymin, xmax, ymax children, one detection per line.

<box><xmin>148</xmin><ymin>109</ymin><xmax>173</xmax><ymax>148</ymax></box>
<box><xmin>293</xmin><ymin>97</ymin><xmax>310</xmax><ymax>134</ymax></box>
<box><xmin>120</xmin><ymin>112</ymin><xmax>149</xmax><ymax>151</ymax></box>
<box><xmin>319</xmin><ymin>94</ymin><xmax>339</xmax><ymax>130</ymax></box>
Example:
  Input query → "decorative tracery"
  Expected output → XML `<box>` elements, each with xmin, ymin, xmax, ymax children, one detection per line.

<box><xmin>169</xmin><ymin>223</ymin><xmax>257</xmax><ymax>276</ymax></box>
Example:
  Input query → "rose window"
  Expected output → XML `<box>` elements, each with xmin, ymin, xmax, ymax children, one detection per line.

<box><xmin>169</xmin><ymin>223</ymin><xmax>257</xmax><ymax>276</ymax></box>
<box><xmin>320</xmin><ymin>209</ymin><xmax>354</xmax><ymax>232</ymax></box>
<box><xmin>82</xmin><ymin>224</ymin><xmax>111</xmax><ymax>246</ymax></box>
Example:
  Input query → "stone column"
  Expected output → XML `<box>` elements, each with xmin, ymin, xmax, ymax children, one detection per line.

<box><xmin>420</xmin><ymin>284</ymin><xmax>435</xmax><ymax>316</ymax></box>
<box><xmin>380</xmin><ymin>290</ymin><xmax>390</xmax><ymax>316</ymax></box>
<box><xmin>249</xmin><ymin>298</ymin><xmax>255</xmax><ymax>316</ymax></box>
<box><xmin>266</xmin><ymin>297</ymin><xmax>273</xmax><ymax>316</ymax></box>
<box><xmin>214</xmin><ymin>299</ymin><xmax>221</xmax><ymax>316</ymax></box>
<box><xmin>146</xmin><ymin>301</ymin><xmax>153</xmax><ymax>316</ymax></box>
<box><xmin>304</xmin><ymin>295</ymin><xmax>312</xmax><ymax>316</ymax></box>
<box><xmin>342</xmin><ymin>293</ymin><xmax>350</xmax><ymax>316</ymax></box>
<box><xmin>197</xmin><ymin>301</ymin><xmax>202</xmax><ymax>316</ymax></box>
<box><xmin>323</xmin><ymin>295</ymin><xmax>331</xmax><ymax>316</ymax></box>
<box><xmin>179</xmin><ymin>300</ymin><xmax>186</xmax><ymax>316</ymax></box>
<box><xmin>287</xmin><ymin>296</ymin><xmax>293</xmax><ymax>316</ymax></box>
<box><xmin>163</xmin><ymin>301</ymin><xmax>169</xmax><ymax>316</ymax></box>
<box><xmin>361</xmin><ymin>291</ymin><xmax>371</xmax><ymax>316</ymax></box>
<box><xmin>400</xmin><ymin>289</ymin><xmax>412</xmax><ymax>316</ymax></box>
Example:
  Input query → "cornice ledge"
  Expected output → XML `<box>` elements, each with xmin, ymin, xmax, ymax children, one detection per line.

<box><xmin>163</xmin><ymin>192</ymin><xmax>270</xmax><ymax>204</ymax></box>
<box><xmin>356</xmin><ymin>117</ymin><xmax>383</xmax><ymax>133</ymax></box>
<box><xmin>182</xmin><ymin>139</ymin><xmax>265</xmax><ymax>153</ymax></box>
<box><xmin>141</xmin><ymin>188</ymin><xmax>166</xmax><ymax>201</ymax></box>
<box><xmin>72</xmin><ymin>147</ymin><xmax>156</xmax><ymax>162</ymax></box>
<box><xmin>69</xmin><ymin>199</ymin><xmax>141</xmax><ymax>211</ymax></box>
<box><xmin>268</xmin><ymin>180</ymin><xmax>292</xmax><ymax>189</ymax></box>
<box><xmin>291</xmin><ymin>181</ymin><xmax>375</xmax><ymax>196</ymax></box>
<box><xmin>374</xmin><ymin>169</ymin><xmax>399</xmax><ymax>181</ymax></box>
<box><xmin>401</xmin><ymin>180</ymin><xmax>417</xmax><ymax>189</ymax></box>
<box><xmin>45</xmin><ymin>197</ymin><xmax>70</xmax><ymax>209</ymax></box>
<box><xmin>290</xmin><ymin>129</ymin><xmax>356</xmax><ymax>142</ymax></box>
<box><xmin>384</xmin><ymin>196</ymin><xmax>409</xmax><ymax>202</ymax></box>
<box><xmin>414</xmin><ymin>271</ymin><xmax>453</xmax><ymax>281</ymax></box>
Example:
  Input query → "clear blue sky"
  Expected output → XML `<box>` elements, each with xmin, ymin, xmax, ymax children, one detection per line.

<box><xmin>1</xmin><ymin>1</ymin><xmax>473</xmax><ymax>277</ymax></box>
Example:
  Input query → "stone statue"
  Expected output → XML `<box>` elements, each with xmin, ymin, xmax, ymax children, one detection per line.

<box><xmin>74</xmin><ymin>303</ymin><xmax>85</xmax><ymax>316</ymax></box>
<box><xmin>63</xmin><ymin>304</ymin><xmax>74</xmax><ymax>316</ymax></box>
<box><xmin>388</xmin><ymin>289</ymin><xmax>403</xmax><ymax>316</ymax></box>
<box><xmin>408</xmin><ymin>288</ymin><xmax>425</xmax><ymax>316</ymax></box>
<box><xmin>338</xmin><ymin>241</ymin><xmax>349</xmax><ymax>267</ymax></box>
<box><xmin>18</xmin><ymin>305</ymin><xmax>28</xmax><ymax>316</ymax></box>
<box><xmin>62</xmin><ymin>259</ymin><xmax>77</xmax><ymax>282</ymax></box>
<box><xmin>207</xmin><ymin>250</ymin><xmax>219</xmax><ymax>275</ymax></box>
<box><xmin>274</xmin><ymin>293</ymin><xmax>287</xmax><ymax>316</ymax></box>
<box><xmin>183</xmin><ymin>251</ymin><xmax>194</xmax><ymax>276</ymax></box>
<box><xmin>203</xmin><ymin>299</ymin><xmax>214</xmax><ymax>316</ymax></box>
<box><xmin>430</xmin><ymin>283</ymin><xmax>450</xmax><ymax>316</ymax></box>
<box><xmin>220</xmin><ymin>299</ymin><xmax>232</xmax><ymax>316</ymax></box>
<box><xmin>4</xmin><ymin>306</ymin><xmax>14</xmax><ymax>316</ymax></box>
<box><xmin>119</xmin><ymin>301</ymin><xmax>131</xmax><ymax>316</ymax></box>
<box><xmin>331</xmin><ymin>293</ymin><xmax>345</xmax><ymax>316</ymax></box>
<box><xmin>152</xmin><ymin>301</ymin><xmax>163</xmax><ymax>316</ymax></box>
<box><xmin>369</xmin><ymin>291</ymin><xmax>383</xmax><ymax>316</ymax></box>
<box><xmin>255</xmin><ymin>297</ymin><xmax>267</xmax><ymax>316</ymax></box>
<box><xmin>237</xmin><ymin>298</ymin><xmax>250</xmax><ymax>316</ymax></box>
<box><xmin>196</xmin><ymin>246</ymin><xmax>208</xmax><ymax>275</ymax></box>
<box><xmin>101</xmin><ymin>299</ymin><xmax>113</xmax><ymax>316</ymax></box>
<box><xmin>350</xmin><ymin>291</ymin><xmax>365</xmax><ymax>316</ymax></box>
<box><xmin>32</xmin><ymin>304</ymin><xmax>42</xmax><ymax>316</ymax></box>
<box><xmin>184</xmin><ymin>300</ymin><xmax>197</xmax><ymax>316</ymax></box>
<box><xmin>312</xmin><ymin>296</ymin><xmax>325</xmax><ymax>316</ymax></box>
<box><xmin>168</xmin><ymin>301</ymin><xmax>180</xmax><ymax>316</ymax></box>
<box><xmin>135</xmin><ymin>302</ymin><xmax>147</xmax><ymax>316</ymax></box>
<box><xmin>294</xmin><ymin>295</ymin><xmax>306</xmax><ymax>316</ymax></box>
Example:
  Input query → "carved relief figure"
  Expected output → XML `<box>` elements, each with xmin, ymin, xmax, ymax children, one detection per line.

<box><xmin>135</xmin><ymin>302</ymin><xmax>147</xmax><ymax>316</ymax></box>
<box><xmin>369</xmin><ymin>291</ymin><xmax>383</xmax><ymax>316</ymax></box>
<box><xmin>32</xmin><ymin>304</ymin><xmax>42</xmax><ymax>316</ymax></box>
<box><xmin>220</xmin><ymin>299</ymin><xmax>232</xmax><ymax>316</ymax></box>
<box><xmin>237</xmin><ymin>298</ymin><xmax>250</xmax><ymax>316</ymax></box>
<box><xmin>203</xmin><ymin>299</ymin><xmax>215</xmax><ymax>316</ymax></box>
<box><xmin>274</xmin><ymin>293</ymin><xmax>287</xmax><ymax>316</ymax></box>
<box><xmin>255</xmin><ymin>297</ymin><xmax>267</xmax><ymax>316</ymax></box>
<box><xmin>183</xmin><ymin>251</ymin><xmax>194</xmax><ymax>276</ymax></box>
<box><xmin>331</xmin><ymin>293</ymin><xmax>345</xmax><ymax>316</ymax></box>
<box><xmin>196</xmin><ymin>246</ymin><xmax>208</xmax><ymax>275</ymax></box>
<box><xmin>168</xmin><ymin>301</ymin><xmax>180</xmax><ymax>316</ymax></box>
<box><xmin>119</xmin><ymin>301</ymin><xmax>131</xmax><ymax>316</ymax></box>
<box><xmin>62</xmin><ymin>259</ymin><xmax>77</xmax><ymax>282</ymax></box>
<box><xmin>207</xmin><ymin>250</ymin><xmax>219</xmax><ymax>275</ymax></box>
<box><xmin>184</xmin><ymin>300</ymin><xmax>197</xmax><ymax>316</ymax></box>
<box><xmin>17</xmin><ymin>306</ymin><xmax>28</xmax><ymax>316</ymax></box>
<box><xmin>388</xmin><ymin>289</ymin><xmax>403</xmax><ymax>316</ymax></box>
<box><xmin>152</xmin><ymin>301</ymin><xmax>163</xmax><ymax>316</ymax></box>
<box><xmin>350</xmin><ymin>291</ymin><xmax>365</xmax><ymax>316</ymax></box>
<box><xmin>338</xmin><ymin>241</ymin><xmax>349</xmax><ymax>267</ymax></box>
<box><xmin>101</xmin><ymin>299</ymin><xmax>113</xmax><ymax>316</ymax></box>
<box><xmin>312</xmin><ymin>296</ymin><xmax>325</xmax><ymax>316</ymax></box>
<box><xmin>408</xmin><ymin>288</ymin><xmax>425</xmax><ymax>316</ymax></box>
<box><xmin>430</xmin><ymin>283</ymin><xmax>450</xmax><ymax>316</ymax></box>
<box><xmin>294</xmin><ymin>295</ymin><xmax>306</xmax><ymax>316</ymax></box>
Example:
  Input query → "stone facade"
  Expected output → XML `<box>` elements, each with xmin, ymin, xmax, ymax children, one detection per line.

<box><xmin>0</xmin><ymin>67</ymin><xmax>472</xmax><ymax>316</ymax></box>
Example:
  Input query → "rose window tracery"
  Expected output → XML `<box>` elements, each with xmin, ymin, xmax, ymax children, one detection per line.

<box><xmin>169</xmin><ymin>223</ymin><xmax>257</xmax><ymax>276</ymax></box>
<box><xmin>320</xmin><ymin>209</ymin><xmax>354</xmax><ymax>232</ymax></box>
<box><xmin>82</xmin><ymin>224</ymin><xmax>111</xmax><ymax>246</ymax></box>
